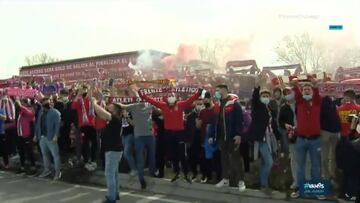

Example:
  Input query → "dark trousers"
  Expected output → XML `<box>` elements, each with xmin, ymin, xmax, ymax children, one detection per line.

<box><xmin>17</xmin><ymin>136</ymin><xmax>35</xmax><ymax>167</ymax></box>
<box><xmin>343</xmin><ymin>171</ymin><xmax>358</xmax><ymax>197</ymax></box>
<box><xmin>0</xmin><ymin>135</ymin><xmax>9</xmax><ymax>166</ymax></box>
<box><xmin>5</xmin><ymin>128</ymin><xmax>17</xmax><ymax>155</ymax></box>
<box><xmin>59</xmin><ymin>125</ymin><xmax>71</xmax><ymax>161</ymax></box>
<box><xmin>213</xmin><ymin>150</ymin><xmax>222</xmax><ymax>181</ymax></box>
<box><xmin>165</xmin><ymin>130</ymin><xmax>189</xmax><ymax>175</ymax></box>
<box><xmin>219</xmin><ymin>138</ymin><xmax>244</xmax><ymax>183</ymax></box>
<box><xmin>240</xmin><ymin>142</ymin><xmax>250</xmax><ymax>173</ymax></box>
<box><xmin>80</xmin><ymin>126</ymin><xmax>97</xmax><ymax>163</ymax></box>
<box><xmin>156</xmin><ymin>133</ymin><xmax>166</xmax><ymax>177</ymax></box>
<box><xmin>189</xmin><ymin>134</ymin><xmax>212</xmax><ymax>179</ymax></box>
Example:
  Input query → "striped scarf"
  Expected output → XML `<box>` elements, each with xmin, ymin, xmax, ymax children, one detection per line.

<box><xmin>80</xmin><ymin>97</ymin><xmax>95</xmax><ymax>125</ymax></box>
<box><xmin>17</xmin><ymin>114</ymin><xmax>23</xmax><ymax>137</ymax></box>
<box><xmin>0</xmin><ymin>97</ymin><xmax>15</xmax><ymax>121</ymax></box>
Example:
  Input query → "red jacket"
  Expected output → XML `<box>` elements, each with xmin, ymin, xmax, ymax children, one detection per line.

<box><xmin>337</xmin><ymin>102</ymin><xmax>360</xmax><ymax>137</ymax></box>
<box><xmin>71</xmin><ymin>97</ymin><xmax>95</xmax><ymax>128</ymax></box>
<box><xmin>18</xmin><ymin>106</ymin><xmax>35</xmax><ymax>138</ymax></box>
<box><xmin>141</xmin><ymin>90</ymin><xmax>201</xmax><ymax>131</ymax></box>
<box><xmin>293</xmin><ymin>86</ymin><xmax>322</xmax><ymax>137</ymax></box>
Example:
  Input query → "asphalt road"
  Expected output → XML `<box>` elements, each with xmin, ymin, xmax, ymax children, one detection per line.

<box><xmin>0</xmin><ymin>170</ymin><xmax>217</xmax><ymax>203</ymax></box>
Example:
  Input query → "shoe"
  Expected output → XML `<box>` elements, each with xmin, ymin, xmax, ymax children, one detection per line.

<box><xmin>102</xmin><ymin>197</ymin><xmax>116</xmax><ymax>203</ymax></box>
<box><xmin>53</xmin><ymin>172</ymin><xmax>62</xmax><ymax>181</ymax></box>
<box><xmin>129</xmin><ymin>170</ymin><xmax>138</xmax><ymax>177</ymax></box>
<box><xmin>316</xmin><ymin>195</ymin><xmax>326</xmax><ymax>200</ymax></box>
<box><xmin>261</xmin><ymin>187</ymin><xmax>272</xmax><ymax>196</ymax></box>
<box><xmin>16</xmin><ymin>167</ymin><xmax>25</xmax><ymax>174</ymax></box>
<box><xmin>238</xmin><ymin>181</ymin><xmax>246</xmax><ymax>192</ymax></box>
<box><xmin>200</xmin><ymin>177</ymin><xmax>208</xmax><ymax>184</ymax></box>
<box><xmin>140</xmin><ymin>179</ymin><xmax>147</xmax><ymax>190</ymax></box>
<box><xmin>39</xmin><ymin>170</ymin><xmax>51</xmax><ymax>178</ymax></box>
<box><xmin>184</xmin><ymin>175</ymin><xmax>192</xmax><ymax>184</ymax></box>
<box><xmin>116</xmin><ymin>194</ymin><xmax>120</xmax><ymax>200</ymax></box>
<box><xmin>191</xmin><ymin>175</ymin><xmax>198</xmax><ymax>183</ymax></box>
<box><xmin>84</xmin><ymin>163</ymin><xmax>92</xmax><ymax>171</ymax></box>
<box><xmin>3</xmin><ymin>165</ymin><xmax>10</xmax><ymax>170</ymax></box>
<box><xmin>290</xmin><ymin>182</ymin><xmax>297</xmax><ymax>190</ymax></box>
<box><xmin>68</xmin><ymin>159</ymin><xmax>74</xmax><ymax>168</ymax></box>
<box><xmin>215</xmin><ymin>179</ymin><xmax>229</xmax><ymax>188</ymax></box>
<box><xmin>28</xmin><ymin>166</ymin><xmax>37</xmax><ymax>175</ymax></box>
<box><xmin>290</xmin><ymin>190</ymin><xmax>300</xmax><ymax>199</ymax></box>
<box><xmin>89</xmin><ymin>162</ymin><xmax>97</xmax><ymax>171</ymax></box>
<box><xmin>344</xmin><ymin>193</ymin><xmax>355</xmax><ymax>201</ymax></box>
<box><xmin>171</xmin><ymin>174</ymin><xmax>180</xmax><ymax>182</ymax></box>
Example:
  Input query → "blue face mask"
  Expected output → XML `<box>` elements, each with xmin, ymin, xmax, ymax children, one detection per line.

<box><xmin>260</xmin><ymin>97</ymin><xmax>270</xmax><ymax>105</ymax></box>
<box><xmin>303</xmin><ymin>94</ymin><xmax>313</xmax><ymax>101</ymax></box>
<box><xmin>215</xmin><ymin>91</ymin><xmax>222</xmax><ymax>100</ymax></box>
<box><xmin>285</xmin><ymin>93</ymin><xmax>294</xmax><ymax>101</ymax></box>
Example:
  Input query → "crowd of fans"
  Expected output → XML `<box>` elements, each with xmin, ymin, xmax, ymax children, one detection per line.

<box><xmin>1</xmin><ymin>73</ymin><xmax>360</xmax><ymax>203</ymax></box>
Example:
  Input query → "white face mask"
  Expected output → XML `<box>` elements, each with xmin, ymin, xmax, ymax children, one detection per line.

<box><xmin>260</xmin><ymin>97</ymin><xmax>270</xmax><ymax>105</ymax></box>
<box><xmin>167</xmin><ymin>97</ymin><xmax>176</xmax><ymax>104</ymax></box>
<box><xmin>303</xmin><ymin>94</ymin><xmax>313</xmax><ymax>101</ymax></box>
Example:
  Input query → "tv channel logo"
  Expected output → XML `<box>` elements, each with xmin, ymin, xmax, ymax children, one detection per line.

<box><xmin>300</xmin><ymin>180</ymin><xmax>331</xmax><ymax>196</ymax></box>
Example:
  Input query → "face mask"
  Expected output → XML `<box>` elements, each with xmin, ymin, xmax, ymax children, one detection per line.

<box><xmin>61</xmin><ymin>97</ymin><xmax>69</xmax><ymax>103</ymax></box>
<box><xmin>195</xmin><ymin>105</ymin><xmax>204</xmax><ymax>112</ymax></box>
<box><xmin>260</xmin><ymin>97</ymin><xmax>270</xmax><ymax>105</ymax></box>
<box><xmin>241</xmin><ymin>106</ymin><xmax>246</xmax><ymax>111</ymax></box>
<box><xmin>215</xmin><ymin>91</ymin><xmax>222</xmax><ymax>100</ymax></box>
<box><xmin>303</xmin><ymin>94</ymin><xmax>313</xmax><ymax>101</ymax></box>
<box><xmin>204</xmin><ymin>103</ymin><xmax>211</xmax><ymax>108</ymax></box>
<box><xmin>285</xmin><ymin>93</ymin><xmax>294</xmax><ymax>101</ymax></box>
<box><xmin>167</xmin><ymin>97</ymin><xmax>176</xmax><ymax>104</ymax></box>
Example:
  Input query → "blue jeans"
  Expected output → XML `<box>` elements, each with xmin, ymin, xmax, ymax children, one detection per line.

<box><xmin>259</xmin><ymin>142</ymin><xmax>273</xmax><ymax>188</ymax></box>
<box><xmin>134</xmin><ymin>136</ymin><xmax>156</xmax><ymax>181</ymax></box>
<box><xmin>122</xmin><ymin>134</ymin><xmax>136</xmax><ymax>172</ymax></box>
<box><xmin>105</xmin><ymin>151</ymin><xmax>123</xmax><ymax>201</ymax></box>
<box><xmin>39</xmin><ymin>136</ymin><xmax>61</xmax><ymax>175</ymax></box>
<box><xmin>296</xmin><ymin>137</ymin><xmax>321</xmax><ymax>188</ymax></box>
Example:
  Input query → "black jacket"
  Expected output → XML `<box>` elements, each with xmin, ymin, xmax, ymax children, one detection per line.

<box><xmin>321</xmin><ymin>96</ymin><xmax>341</xmax><ymax>133</ymax></box>
<box><xmin>248</xmin><ymin>87</ymin><xmax>279</xmax><ymax>142</ymax></box>
<box><xmin>278</xmin><ymin>103</ymin><xmax>295</xmax><ymax>129</ymax></box>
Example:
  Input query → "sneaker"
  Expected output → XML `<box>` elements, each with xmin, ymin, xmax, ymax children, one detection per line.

<box><xmin>215</xmin><ymin>179</ymin><xmax>229</xmax><ymax>188</ymax></box>
<box><xmin>200</xmin><ymin>177</ymin><xmax>208</xmax><ymax>184</ymax></box>
<box><xmin>238</xmin><ymin>181</ymin><xmax>246</xmax><ymax>192</ymax></box>
<box><xmin>53</xmin><ymin>172</ymin><xmax>62</xmax><ymax>181</ymax></box>
<box><xmin>84</xmin><ymin>163</ymin><xmax>92</xmax><ymax>171</ymax></box>
<box><xmin>90</xmin><ymin>162</ymin><xmax>97</xmax><ymax>171</ymax></box>
<box><xmin>39</xmin><ymin>170</ymin><xmax>51</xmax><ymax>178</ymax></box>
<box><xmin>290</xmin><ymin>190</ymin><xmax>300</xmax><ymax>199</ymax></box>
<box><xmin>129</xmin><ymin>170</ymin><xmax>138</xmax><ymax>177</ymax></box>
<box><xmin>191</xmin><ymin>175</ymin><xmax>198</xmax><ymax>183</ymax></box>
<box><xmin>171</xmin><ymin>174</ymin><xmax>180</xmax><ymax>183</ymax></box>
<box><xmin>29</xmin><ymin>166</ymin><xmax>37</xmax><ymax>175</ymax></box>
<box><xmin>344</xmin><ymin>193</ymin><xmax>355</xmax><ymax>201</ymax></box>
<box><xmin>290</xmin><ymin>182</ymin><xmax>297</xmax><ymax>190</ymax></box>
<box><xmin>140</xmin><ymin>179</ymin><xmax>147</xmax><ymax>190</ymax></box>
<box><xmin>316</xmin><ymin>195</ymin><xmax>326</xmax><ymax>200</ymax></box>
<box><xmin>184</xmin><ymin>175</ymin><xmax>192</xmax><ymax>184</ymax></box>
<box><xmin>68</xmin><ymin>159</ymin><xmax>74</xmax><ymax>168</ymax></box>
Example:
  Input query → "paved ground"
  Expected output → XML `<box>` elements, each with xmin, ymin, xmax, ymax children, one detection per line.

<box><xmin>0</xmin><ymin>170</ymin><xmax>338</xmax><ymax>203</ymax></box>
<box><xmin>0</xmin><ymin>170</ymin><xmax>227</xmax><ymax>203</ymax></box>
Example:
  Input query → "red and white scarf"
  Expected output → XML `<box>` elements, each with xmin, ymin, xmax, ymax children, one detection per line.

<box><xmin>80</xmin><ymin>97</ymin><xmax>95</xmax><ymax>125</ymax></box>
<box><xmin>0</xmin><ymin>97</ymin><xmax>15</xmax><ymax>121</ymax></box>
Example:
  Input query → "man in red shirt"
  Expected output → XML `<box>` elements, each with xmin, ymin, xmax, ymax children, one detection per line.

<box><xmin>337</xmin><ymin>89</ymin><xmax>360</xmax><ymax>200</ymax></box>
<box><xmin>72</xmin><ymin>85</ymin><xmax>98</xmax><ymax>171</ymax></box>
<box><xmin>290</xmin><ymin>79</ymin><xmax>323</xmax><ymax>200</ymax></box>
<box><xmin>337</xmin><ymin>90</ymin><xmax>360</xmax><ymax>138</ymax></box>
<box><xmin>139</xmin><ymin>88</ymin><xmax>202</xmax><ymax>183</ymax></box>
<box><xmin>196</xmin><ymin>92</ymin><xmax>217</xmax><ymax>183</ymax></box>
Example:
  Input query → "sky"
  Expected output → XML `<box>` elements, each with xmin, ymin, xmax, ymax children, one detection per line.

<box><xmin>0</xmin><ymin>0</ymin><xmax>359</xmax><ymax>79</ymax></box>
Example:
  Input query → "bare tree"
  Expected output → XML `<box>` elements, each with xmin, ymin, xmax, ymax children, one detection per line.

<box><xmin>198</xmin><ymin>39</ymin><xmax>229</xmax><ymax>69</ymax></box>
<box><xmin>275</xmin><ymin>33</ymin><xmax>319</xmax><ymax>73</ymax></box>
<box><xmin>24</xmin><ymin>53</ymin><xmax>60</xmax><ymax>66</ymax></box>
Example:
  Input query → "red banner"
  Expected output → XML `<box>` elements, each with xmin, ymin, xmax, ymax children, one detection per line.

<box><xmin>6</xmin><ymin>88</ymin><xmax>40</xmax><ymax>98</ymax></box>
<box><xmin>319</xmin><ymin>83</ymin><xmax>360</xmax><ymax>96</ymax></box>
<box><xmin>19</xmin><ymin>53</ymin><xmax>137</xmax><ymax>81</ymax></box>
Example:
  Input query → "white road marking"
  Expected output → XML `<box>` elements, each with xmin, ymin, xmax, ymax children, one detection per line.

<box><xmin>59</xmin><ymin>192</ymin><xmax>90</xmax><ymax>202</ymax></box>
<box><xmin>2</xmin><ymin>187</ymin><xmax>77</xmax><ymax>203</ymax></box>
<box><xmin>5</xmin><ymin>179</ymin><xmax>27</xmax><ymax>184</ymax></box>
<box><xmin>135</xmin><ymin>194</ymin><xmax>165</xmax><ymax>203</ymax></box>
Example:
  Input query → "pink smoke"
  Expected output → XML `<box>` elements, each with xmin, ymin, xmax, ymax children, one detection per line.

<box><xmin>161</xmin><ymin>44</ymin><xmax>200</xmax><ymax>70</ymax></box>
<box><xmin>224</xmin><ymin>36</ymin><xmax>254</xmax><ymax>62</ymax></box>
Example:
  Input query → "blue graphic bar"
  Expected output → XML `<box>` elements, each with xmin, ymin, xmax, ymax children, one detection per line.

<box><xmin>329</xmin><ymin>25</ymin><xmax>343</xmax><ymax>30</ymax></box>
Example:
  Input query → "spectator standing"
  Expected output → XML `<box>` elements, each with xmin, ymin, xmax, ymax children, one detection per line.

<box><xmin>34</xmin><ymin>98</ymin><xmax>62</xmax><ymax>180</ymax></box>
